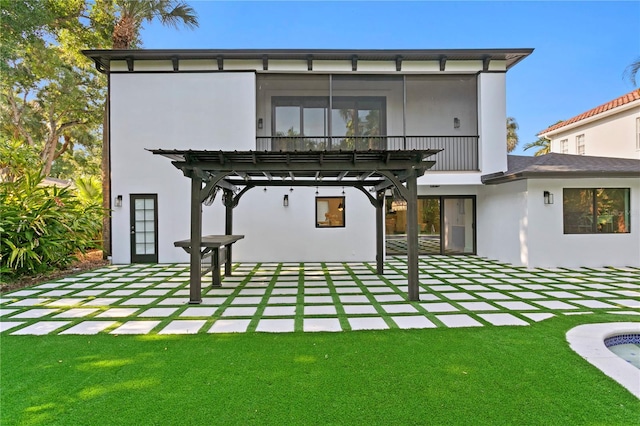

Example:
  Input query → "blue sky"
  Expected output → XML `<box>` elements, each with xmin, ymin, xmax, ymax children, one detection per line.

<box><xmin>140</xmin><ymin>1</ymin><xmax>640</xmax><ymax>155</ymax></box>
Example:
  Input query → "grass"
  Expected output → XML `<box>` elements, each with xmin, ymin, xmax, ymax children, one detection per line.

<box><xmin>2</xmin><ymin>313</ymin><xmax>639</xmax><ymax>425</ymax></box>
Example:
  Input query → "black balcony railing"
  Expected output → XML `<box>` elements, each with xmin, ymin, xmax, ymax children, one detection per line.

<box><xmin>255</xmin><ymin>136</ymin><xmax>479</xmax><ymax>171</ymax></box>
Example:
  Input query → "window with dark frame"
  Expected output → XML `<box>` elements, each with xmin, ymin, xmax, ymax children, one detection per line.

<box><xmin>563</xmin><ymin>188</ymin><xmax>631</xmax><ymax>234</ymax></box>
<box><xmin>316</xmin><ymin>196</ymin><xmax>345</xmax><ymax>228</ymax></box>
<box><xmin>272</xmin><ymin>96</ymin><xmax>386</xmax><ymax>151</ymax></box>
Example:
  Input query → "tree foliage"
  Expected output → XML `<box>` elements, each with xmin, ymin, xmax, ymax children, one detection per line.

<box><xmin>506</xmin><ymin>116</ymin><xmax>519</xmax><ymax>153</ymax></box>
<box><xmin>0</xmin><ymin>0</ymin><xmax>108</xmax><ymax>178</ymax></box>
<box><xmin>523</xmin><ymin>137</ymin><xmax>551</xmax><ymax>157</ymax></box>
<box><xmin>0</xmin><ymin>139</ymin><xmax>102</xmax><ymax>278</ymax></box>
<box><xmin>112</xmin><ymin>0</ymin><xmax>198</xmax><ymax>49</ymax></box>
<box><xmin>623</xmin><ymin>57</ymin><xmax>640</xmax><ymax>87</ymax></box>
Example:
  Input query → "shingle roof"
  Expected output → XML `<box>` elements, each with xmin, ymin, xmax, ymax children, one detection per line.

<box><xmin>481</xmin><ymin>153</ymin><xmax>640</xmax><ymax>184</ymax></box>
<box><xmin>537</xmin><ymin>90</ymin><xmax>640</xmax><ymax>135</ymax></box>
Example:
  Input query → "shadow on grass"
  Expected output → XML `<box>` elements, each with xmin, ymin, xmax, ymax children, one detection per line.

<box><xmin>2</xmin><ymin>314</ymin><xmax>639</xmax><ymax>425</ymax></box>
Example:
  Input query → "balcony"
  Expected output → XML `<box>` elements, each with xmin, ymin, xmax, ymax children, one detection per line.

<box><xmin>256</xmin><ymin>135</ymin><xmax>479</xmax><ymax>171</ymax></box>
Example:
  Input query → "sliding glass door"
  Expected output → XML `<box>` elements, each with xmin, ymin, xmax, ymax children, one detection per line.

<box><xmin>385</xmin><ymin>196</ymin><xmax>475</xmax><ymax>255</ymax></box>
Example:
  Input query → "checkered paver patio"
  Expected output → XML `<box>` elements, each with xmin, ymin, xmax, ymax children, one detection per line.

<box><xmin>1</xmin><ymin>256</ymin><xmax>638</xmax><ymax>335</ymax></box>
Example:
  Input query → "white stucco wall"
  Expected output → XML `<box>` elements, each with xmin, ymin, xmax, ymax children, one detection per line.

<box><xmin>233</xmin><ymin>187</ymin><xmax>376</xmax><ymax>262</ymax></box>
<box><xmin>477</xmin><ymin>73</ymin><xmax>507</xmax><ymax>175</ymax></box>
<box><xmin>476</xmin><ymin>180</ymin><xmax>529</xmax><ymax>266</ymax></box>
<box><xmin>476</xmin><ymin>177</ymin><xmax>640</xmax><ymax>268</ymax></box>
<box><xmin>110</xmin><ymin>72</ymin><xmax>256</xmax><ymax>264</ymax></box>
<box><xmin>110</xmin><ymin>72</ymin><xmax>377</xmax><ymax>263</ymax></box>
<box><xmin>525</xmin><ymin>178</ymin><xmax>640</xmax><ymax>268</ymax></box>
<box><xmin>548</xmin><ymin>105</ymin><xmax>640</xmax><ymax>159</ymax></box>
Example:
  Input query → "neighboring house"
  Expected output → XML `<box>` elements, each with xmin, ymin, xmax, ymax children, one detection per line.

<box><xmin>538</xmin><ymin>90</ymin><xmax>640</xmax><ymax>159</ymax></box>
<box><xmin>83</xmin><ymin>48</ymin><xmax>640</xmax><ymax>270</ymax></box>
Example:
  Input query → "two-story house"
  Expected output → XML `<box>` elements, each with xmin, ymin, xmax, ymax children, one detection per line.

<box><xmin>538</xmin><ymin>90</ymin><xmax>640</xmax><ymax>159</ymax></box>
<box><xmin>83</xmin><ymin>48</ymin><xmax>640</xmax><ymax>281</ymax></box>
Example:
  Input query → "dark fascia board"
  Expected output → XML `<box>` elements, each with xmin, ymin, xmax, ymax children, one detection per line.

<box><xmin>82</xmin><ymin>48</ymin><xmax>534</xmax><ymax>73</ymax></box>
<box><xmin>482</xmin><ymin>170</ymin><xmax>640</xmax><ymax>185</ymax></box>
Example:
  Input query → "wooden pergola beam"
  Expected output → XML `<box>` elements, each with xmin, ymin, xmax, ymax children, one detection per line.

<box><xmin>151</xmin><ymin>149</ymin><xmax>439</xmax><ymax>303</ymax></box>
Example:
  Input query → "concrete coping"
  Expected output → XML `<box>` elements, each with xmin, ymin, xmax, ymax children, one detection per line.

<box><xmin>566</xmin><ymin>322</ymin><xmax>640</xmax><ymax>399</ymax></box>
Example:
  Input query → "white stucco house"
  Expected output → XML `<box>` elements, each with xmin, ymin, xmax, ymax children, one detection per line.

<box><xmin>83</xmin><ymin>48</ymin><xmax>640</xmax><ymax>273</ymax></box>
<box><xmin>538</xmin><ymin>90</ymin><xmax>640</xmax><ymax>159</ymax></box>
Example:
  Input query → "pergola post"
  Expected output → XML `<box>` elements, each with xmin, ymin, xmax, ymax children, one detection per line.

<box><xmin>224</xmin><ymin>189</ymin><xmax>233</xmax><ymax>276</ymax></box>
<box><xmin>375</xmin><ymin>190</ymin><xmax>385</xmax><ymax>275</ymax></box>
<box><xmin>189</xmin><ymin>174</ymin><xmax>203</xmax><ymax>304</ymax></box>
<box><xmin>406</xmin><ymin>169</ymin><xmax>420</xmax><ymax>301</ymax></box>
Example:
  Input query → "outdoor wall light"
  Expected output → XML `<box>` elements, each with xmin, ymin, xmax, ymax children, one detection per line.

<box><xmin>115</xmin><ymin>195</ymin><xmax>123</xmax><ymax>208</ymax></box>
<box><xmin>283</xmin><ymin>194</ymin><xmax>289</xmax><ymax>207</ymax></box>
<box><xmin>257</xmin><ymin>118</ymin><xmax>263</xmax><ymax>129</ymax></box>
<box><xmin>454</xmin><ymin>117</ymin><xmax>460</xmax><ymax>129</ymax></box>
<box><xmin>544</xmin><ymin>191</ymin><xmax>554</xmax><ymax>205</ymax></box>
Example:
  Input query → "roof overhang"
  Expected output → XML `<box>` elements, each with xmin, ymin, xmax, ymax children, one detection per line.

<box><xmin>538</xmin><ymin>98</ymin><xmax>640</xmax><ymax>138</ymax></box>
<box><xmin>83</xmin><ymin>48</ymin><xmax>534</xmax><ymax>74</ymax></box>
<box><xmin>482</xmin><ymin>169</ymin><xmax>640</xmax><ymax>185</ymax></box>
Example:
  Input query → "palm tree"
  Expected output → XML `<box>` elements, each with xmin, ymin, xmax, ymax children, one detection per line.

<box><xmin>506</xmin><ymin>116</ymin><xmax>519</xmax><ymax>153</ymax></box>
<box><xmin>623</xmin><ymin>58</ymin><xmax>640</xmax><ymax>87</ymax></box>
<box><xmin>112</xmin><ymin>0</ymin><xmax>199</xmax><ymax>49</ymax></box>
<box><xmin>101</xmin><ymin>0</ymin><xmax>199</xmax><ymax>258</ymax></box>
<box><xmin>522</xmin><ymin>137</ymin><xmax>551</xmax><ymax>157</ymax></box>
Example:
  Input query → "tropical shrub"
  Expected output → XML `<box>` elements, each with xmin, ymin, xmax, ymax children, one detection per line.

<box><xmin>0</xmin><ymin>139</ymin><xmax>103</xmax><ymax>278</ymax></box>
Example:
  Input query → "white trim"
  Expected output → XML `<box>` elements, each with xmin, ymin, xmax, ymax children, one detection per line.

<box><xmin>566</xmin><ymin>322</ymin><xmax>640</xmax><ymax>399</ymax></box>
<box><xmin>576</xmin><ymin>134</ymin><xmax>585</xmax><ymax>155</ymax></box>
<box><xmin>560</xmin><ymin>138</ymin><xmax>568</xmax><ymax>154</ymax></box>
<box><xmin>636</xmin><ymin>116</ymin><xmax>640</xmax><ymax>151</ymax></box>
<box><xmin>539</xmin><ymin>99</ymin><xmax>640</xmax><ymax>138</ymax></box>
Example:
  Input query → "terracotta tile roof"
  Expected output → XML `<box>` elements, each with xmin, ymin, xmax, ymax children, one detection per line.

<box><xmin>481</xmin><ymin>153</ymin><xmax>640</xmax><ymax>184</ymax></box>
<box><xmin>537</xmin><ymin>89</ymin><xmax>640</xmax><ymax>135</ymax></box>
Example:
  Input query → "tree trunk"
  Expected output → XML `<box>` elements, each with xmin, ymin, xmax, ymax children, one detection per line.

<box><xmin>41</xmin><ymin>133</ymin><xmax>58</xmax><ymax>176</ymax></box>
<box><xmin>102</xmin><ymin>102</ymin><xmax>111</xmax><ymax>259</ymax></box>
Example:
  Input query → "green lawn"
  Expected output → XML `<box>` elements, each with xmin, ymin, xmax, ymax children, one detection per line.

<box><xmin>2</xmin><ymin>313</ymin><xmax>639</xmax><ymax>425</ymax></box>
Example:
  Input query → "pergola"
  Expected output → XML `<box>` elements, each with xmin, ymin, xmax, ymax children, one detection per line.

<box><xmin>150</xmin><ymin>149</ymin><xmax>439</xmax><ymax>302</ymax></box>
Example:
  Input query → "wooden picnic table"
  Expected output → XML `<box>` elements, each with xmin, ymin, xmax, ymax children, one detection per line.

<box><xmin>174</xmin><ymin>235</ymin><xmax>244</xmax><ymax>287</ymax></box>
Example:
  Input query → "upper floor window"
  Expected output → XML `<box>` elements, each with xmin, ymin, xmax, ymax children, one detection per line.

<box><xmin>563</xmin><ymin>188</ymin><xmax>630</xmax><ymax>234</ymax></box>
<box><xmin>560</xmin><ymin>139</ymin><xmax>568</xmax><ymax>153</ymax></box>
<box><xmin>272</xmin><ymin>96</ymin><xmax>386</xmax><ymax>150</ymax></box>
<box><xmin>576</xmin><ymin>134</ymin><xmax>585</xmax><ymax>155</ymax></box>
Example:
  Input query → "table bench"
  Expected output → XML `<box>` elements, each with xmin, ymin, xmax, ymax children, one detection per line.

<box><xmin>174</xmin><ymin>235</ymin><xmax>244</xmax><ymax>287</ymax></box>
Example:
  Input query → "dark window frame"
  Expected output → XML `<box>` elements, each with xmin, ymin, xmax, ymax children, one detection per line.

<box><xmin>271</xmin><ymin>96</ymin><xmax>387</xmax><ymax>138</ymax></box>
<box><xmin>315</xmin><ymin>196</ymin><xmax>346</xmax><ymax>228</ymax></box>
<box><xmin>563</xmin><ymin>188</ymin><xmax>631</xmax><ymax>234</ymax></box>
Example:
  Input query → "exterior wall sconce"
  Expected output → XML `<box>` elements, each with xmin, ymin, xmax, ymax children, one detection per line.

<box><xmin>115</xmin><ymin>195</ymin><xmax>123</xmax><ymax>207</ymax></box>
<box><xmin>544</xmin><ymin>191</ymin><xmax>554</xmax><ymax>205</ymax></box>
<box><xmin>453</xmin><ymin>117</ymin><xmax>460</xmax><ymax>129</ymax></box>
<box><xmin>283</xmin><ymin>194</ymin><xmax>289</xmax><ymax>207</ymax></box>
<box><xmin>257</xmin><ymin>118</ymin><xmax>263</xmax><ymax>129</ymax></box>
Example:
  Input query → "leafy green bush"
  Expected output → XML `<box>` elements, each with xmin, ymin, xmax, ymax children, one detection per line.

<box><xmin>1</xmin><ymin>139</ymin><xmax>103</xmax><ymax>278</ymax></box>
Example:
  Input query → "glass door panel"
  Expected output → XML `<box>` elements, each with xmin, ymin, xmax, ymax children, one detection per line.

<box><xmin>442</xmin><ymin>197</ymin><xmax>475</xmax><ymax>254</ymax></box>
<box><xmin>385</xmin><ymin>197</ymin><xmax>441</xmax><ymax>255</ymax></box>
<box><xmin>419</xmin><ymin>198</ymin><xmax>441</xmax><ymax>254</ymax></box>
<box><xmin>130</xmin><ymin>194</ymin><xmax>158</xmax><ymax>263</ymax></box>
